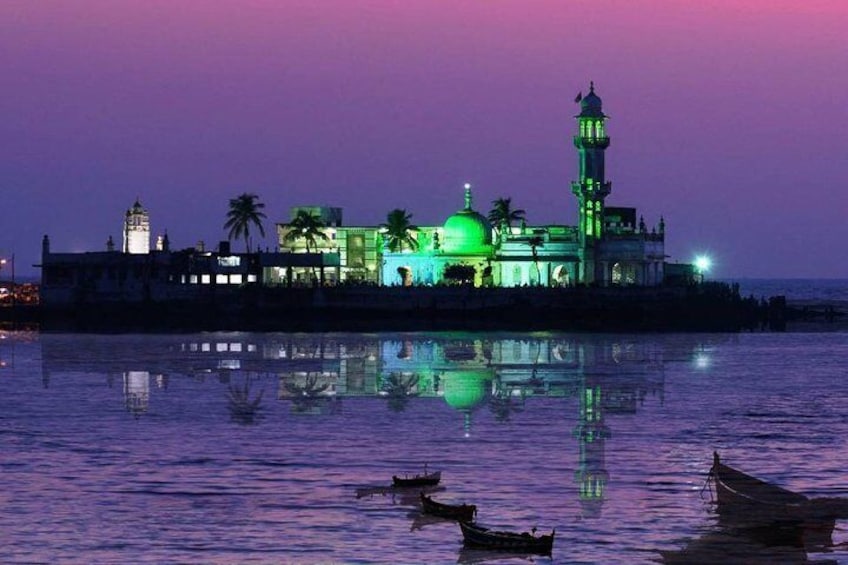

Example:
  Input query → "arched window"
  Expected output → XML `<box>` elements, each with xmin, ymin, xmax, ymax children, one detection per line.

<box><xmin>595</xmin><ymin>201</ymin><xmax>603</xmax><ymax>237</ymax></box>
<box><xmin>513</xmin><ymin>265</ymin><xmax>522</xmax><ymax>286</ymax></box>
<box><xmin>612</xmin><ymin>263</ymin><xmax>622</xmax><ymax>284</ymax></box>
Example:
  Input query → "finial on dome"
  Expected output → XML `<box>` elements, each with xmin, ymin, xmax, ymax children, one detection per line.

<box><xmin>589</xmin><ymin>81</ymin><xmax>595</xmax><ymax>93</ymax></box>
<box><xmin>464</xmin><ymin>183</ymin><xmax>472</xmax><ymax>210</ymax></box>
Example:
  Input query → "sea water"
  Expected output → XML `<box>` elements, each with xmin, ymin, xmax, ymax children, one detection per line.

<box><xmin>2</xmin><ymin>326</ymin><xmax>848</xmax><ymax>565</ymax></box>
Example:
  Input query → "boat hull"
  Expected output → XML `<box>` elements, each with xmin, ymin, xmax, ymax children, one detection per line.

<box><xmin>420</xmin><ymin>493</ymin><xmax>476</xmax><ymax>523</ymax></box>
<box><xmin>710</xmin><ymin>452</ymin><xmax>836</xmax><ymax>547</ymax></box>
<box><xmin>459</xmin><ymin>521</ymin><xmax>554</xmax><ymax>555</ymax></box>
<box><xmin>392</xmin><ymin>471</ymin><xmax>441</xmax><ymax>488</ymax></box>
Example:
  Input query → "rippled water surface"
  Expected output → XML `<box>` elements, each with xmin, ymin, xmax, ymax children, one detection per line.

<box><xmin>2</xmin><ymin>330</ymin><xmax>848</xmax><ymax>564</ymax></box>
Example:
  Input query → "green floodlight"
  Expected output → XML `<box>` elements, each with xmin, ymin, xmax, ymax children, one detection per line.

<box><xmin>694</xmin><ymin>255</ymin><xmax>712</xmax><ymax>274</ymax></box>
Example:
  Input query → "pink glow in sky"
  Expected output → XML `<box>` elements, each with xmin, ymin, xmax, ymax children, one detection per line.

<box><xmin>1</xmin><ymin>0</ymin><xmax>847</xmax><ymax>278</ymax></box>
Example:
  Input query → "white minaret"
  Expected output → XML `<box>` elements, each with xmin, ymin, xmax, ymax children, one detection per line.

<box><xmin>123</xmin><ymin>199</ymin><xmax>150</xmax><ymax>254</ymax></box>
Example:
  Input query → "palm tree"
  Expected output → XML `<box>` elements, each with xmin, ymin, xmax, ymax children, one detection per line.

<box><xmin>526</xmin><ymin>235</ymin><xmax>544</xmax><ymax>284</ymax></box>
<box><xmin>224</xmin><ymin>193</ymin><xmax>267</xmax><ymax>252</ymax></box>
<box><xmin>283</xmin><ymin>210</ymin><xmax>329</xmax><ymax>285</ymax></box>
<box><xmin>283</xmin><ymin>210</ymin><xmax>328</xmax><ymax>253</ymax></box>
<box><xmin>381</xmin><ymin>209</ymin><xmax>419</xmax><ymax>252</ymax></box>
<box><xmin>488</xmin><ymin>197</ymin><xmax>526</xmax><ymax>236</ymax></box>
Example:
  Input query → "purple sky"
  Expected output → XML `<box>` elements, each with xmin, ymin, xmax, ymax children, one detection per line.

<box><xmin>2</xmin><ymin>0</ymin><xmax>847</xmax><ymax>279</ymax></box>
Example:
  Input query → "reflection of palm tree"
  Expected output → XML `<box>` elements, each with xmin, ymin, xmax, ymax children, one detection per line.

<box><xmin>488</xmin><ymin>197</ymin><xmax>526</xmax><ymax>238</ymax></box>
<box><xmin>382</xmin><ymin>209</ymin><xmax>419</xmax><ymax>252</ymax></box>
<box><xmin>226</xmin><ymin>379</ymin><xmax>264</xmax><ymax>425</ymax></box>
<box><xmin>224</xmin><ymin>193</ymin><xmax>267</xmax><ymax>252</ymax></box>
<box><xmin>284</xmin><ymin>375</ymin><xmax>340</xmax><ymax>414</ymax></box>
<box><xmin>284</xmin><ymin>374</ymin><xmax>330</xmax><ymax>397</ymax></box>
<box><xmin>526</xmin><ymin>235</ymin><xmax>544</xmax><ymax>283</ymax></box>
<box><xmin>382</xmin><ymin>373</ymin><xmax>420</xmax><ymax>413</ymax></box>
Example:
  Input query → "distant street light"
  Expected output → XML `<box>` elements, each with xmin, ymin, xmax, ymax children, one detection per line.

<box><xmin>694</xmin><ymin>255</ymin><xmax>711</xmax><ymax>284</ymax></box>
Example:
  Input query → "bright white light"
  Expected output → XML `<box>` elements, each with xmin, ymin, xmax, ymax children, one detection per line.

<box><xmin>694</xmin><ymin>353</ymin><xmax>711</xmax><ymax>370</ymax></box>
<box><xmin>694</xmin><ymin>255</ymin><xmax>711</xmax><ymax>273</ymax></box>
<box><xmin>464</xmin><ymin>182</ymin><xmax>471</xmax><ymax>189</ymax></box>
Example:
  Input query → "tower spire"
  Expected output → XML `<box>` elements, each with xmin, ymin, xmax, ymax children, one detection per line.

<box><xmin>571</xmin><ymin>82</ymin><xmax>611</xmax><ymax>284</ymax></box>
<box><xmin>463</xmin><ymin>183</ymin><xmax>472</xmax><ymax>210</ymax></box>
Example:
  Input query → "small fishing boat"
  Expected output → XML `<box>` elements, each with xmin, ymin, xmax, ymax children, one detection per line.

<box><xmin>420</xmin><ymin>492</ymin><xmax>476</xmax><ymax>522</ymax></box>
<box><xmin>710</xmin><ymin>451</ymin><xmax>809</xmax><ymax>524</ymax></box>
<box><xmin>392</xmin><ymin>469</ymin><xmax>441</xmax><ymax>488</ymax></box>
<box><xmin>459</xmin><ymin>521</ymin><xmax>555</xmax><ymax>555</ymax></box>
<box><xmin>708</xmin><ymin>452</ymin><xmax>848</xmax><ymax>547</ymax></box>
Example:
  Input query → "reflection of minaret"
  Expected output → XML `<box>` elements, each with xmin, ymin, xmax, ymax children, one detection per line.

<box><xmin>573</xmin><ymin>375</ymin><xmax>611</xmax><ymax>518</ymax></box>
<box><xmin>123</xmin><ymin>370</ymin><xmax>150</xmax><ymax>418</ymax></box>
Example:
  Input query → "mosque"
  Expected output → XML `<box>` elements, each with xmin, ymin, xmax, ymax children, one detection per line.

<box><xmin>277</xmin><ymin>83</ymin><xmax>666</xmax><ymax>287</ymax></box>
<box><xmin>39</xmin><ymin>84</ymin><xmax>679</xmax><ymax>306</ymax></box>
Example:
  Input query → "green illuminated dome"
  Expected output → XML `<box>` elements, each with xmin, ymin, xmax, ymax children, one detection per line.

<box><xmin>442</xmin><ymin>371</ymin><xmax>488</xmax><ymax>411</ymax></box>
<box><xmin>442</xmin><ymin>185</ymin><xmax>493</xmax><ymax>255</ymax></box>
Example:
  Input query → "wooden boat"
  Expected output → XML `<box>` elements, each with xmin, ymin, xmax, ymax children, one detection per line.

<box><xmin>420</xmin><ymin>492</ymin><xmax>476</xmax><ymax>522</ymax></box>
<box><xmin>708</xmin><ymin>451</ymin><xmax>848</xmax><ymax>547</ymax></box>
<box><xmin>459</xmin><ymin>521</ymin><xmax>555</xmax><ymax>555</ymax></box>
<box><xmin>710</xmin><ymin>451</ymin><xmax>809</xmax><ymax>525</ymax></box>
<box><xmin>392</xmin><ymin>469</ymin><xmax>441</xmax><ymax>488</ymax></box>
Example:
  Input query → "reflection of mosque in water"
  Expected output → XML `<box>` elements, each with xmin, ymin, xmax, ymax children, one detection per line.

<box><xmin>38</xmin><ymin>333</ymin><xmax>721</xmax><ymax>516</ymax></box>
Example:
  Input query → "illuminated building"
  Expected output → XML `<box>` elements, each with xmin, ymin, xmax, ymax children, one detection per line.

<box><xmin>40</xmin><ymin>84</ymin><xmax>676</xmax><ymax>306</ymax></box>
<box><xmin>278</xmin><ymin>83</ymin><xmax>666</xmax><ymax>287</ymax></box>
<box><xmin>275</xmin><ymin>206</ymin><xmax>379</xmax><ymax>285</ymax></box>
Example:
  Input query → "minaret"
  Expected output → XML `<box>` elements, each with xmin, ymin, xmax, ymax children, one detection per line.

<box><xmin>571</xmin><ymin>82</ymin><xmax>611</xmax><ymax>283</ymax></box>
<box><xmin>123</xmin><ymin>199</ymin><xmax>150</xmax><ymax>254</ymax></box>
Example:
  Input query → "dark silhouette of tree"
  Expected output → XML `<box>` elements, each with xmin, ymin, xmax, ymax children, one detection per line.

<box><xmin>526</xmin><ymin>235</ymin><xmax>545</xmax><ymax>283</ymax></box>
<box><xmin>382</xmin><ymin>209</ymin><xmax>419</xmax><ymax>252</ymax></box>
<box><xmin>283</xmin><ymin>210</ymin><xmax>330</xmax><ymax>284</ymax></box>
<box><xmin>283</xmin><ymin>210</ymin><xmax>328</xmax><ymax>253</ymax></box>
<box><xmin>224</xmin><ymin>193</ymin><xmax>267</xmax><ymax>252</ymax></box>
<box><xmin>488</xmin><ymin>197</ymin><xmax>526</xmax><ymax>236</ymax></box>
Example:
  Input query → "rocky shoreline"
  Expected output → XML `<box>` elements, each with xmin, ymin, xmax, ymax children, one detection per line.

<box><xmin>0</xmin><ymin>282</ymin><xmax>798</xmax><ymax>333</ymax></box>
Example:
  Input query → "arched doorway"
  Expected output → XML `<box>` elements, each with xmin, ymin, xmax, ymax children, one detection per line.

<box><xmin>611</xmin><ymin>262</ymin><xmax>636</xmax><ymax>285</ymax></box>
<box><xmin>552</xmin><ymin>265</ymin><xmax>571</xmax><ymax>287</ymax></box>
<box><xmin>397</xmin><ymin>266</ymin><xmax>413</xmax><ymax>287</ymax></box>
